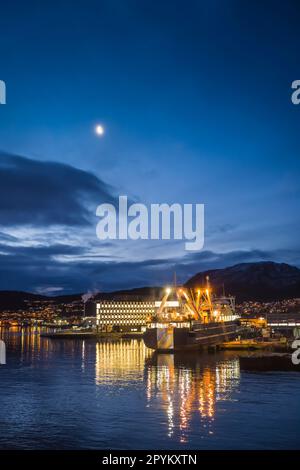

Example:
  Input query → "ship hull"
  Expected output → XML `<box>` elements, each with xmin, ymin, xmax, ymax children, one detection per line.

<box><xmin>143</xmin><ymin>321</ymin><xmax>240</xmax><ymax>352</ymax></box>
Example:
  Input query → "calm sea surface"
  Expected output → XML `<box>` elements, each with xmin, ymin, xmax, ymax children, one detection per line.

<box><xmin>0</xmin><ymin>327</ymin><xmax>299</xmax><ymax>450</ymax></box>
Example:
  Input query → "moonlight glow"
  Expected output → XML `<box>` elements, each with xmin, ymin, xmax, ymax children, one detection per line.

<box><xmin>95</xmin><ymin>124</ymin><xmax>104</xmax><ymax>136</ymax></box>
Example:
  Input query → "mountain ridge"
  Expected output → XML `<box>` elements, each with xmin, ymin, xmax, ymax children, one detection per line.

<box><xmin>0</xmin><ymin>261</ymin><xmax>300</xmax><ymax>312</ymax></box>
<box><xmin>185</xmin><ymin>261</ymin><xmax>300</xmax><ymax>301</ymax></box>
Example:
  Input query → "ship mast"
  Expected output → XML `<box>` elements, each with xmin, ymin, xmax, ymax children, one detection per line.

<box><xmin>154</xmin><ymin>276</ymin><xmax>219</xmax><ymax>323</ymax></box>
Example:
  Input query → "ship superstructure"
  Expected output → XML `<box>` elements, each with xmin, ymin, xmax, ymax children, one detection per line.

<box><xmin>143</xmin><ymin>278</ymin><xmax>240</xmax><ymax>352</ymax></box>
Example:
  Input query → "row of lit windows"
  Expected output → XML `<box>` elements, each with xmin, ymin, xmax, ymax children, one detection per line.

<box><xmin>96</xmin><ymin>310</ymin><xmax>154</xmax><ymax>315</ymax></box>
<box><xmin>97</xmin><ymin>305</ymin><xmax>154</xmax><ymax>312</ymax></box>
<box><xmin>97</xmin><ymin>308</ymin><xmax>153</xmax><ymax>312</ymax></box>
<box><xmin>98</xmin><ymin>315</ymin><xmax>146</xmax><ymax>320</ymax></box>
<box><xmin>97</xmin><ymin>302</ymin><xmax>155</xmax><ymax>307</ymax></box>
<box><xmin>97</xmin><ymin>308</ymin><xmax>155</xmax><ymax>313</ymax></box>
<box><xmin>98</xmin><ymin>320</ymin><xmax>142</xmax><ymax>325</ymax></box>
<box><xmin>96</xmin><ymin>311</ymin><xmax>153</xmax><ymax>316</ymax></box>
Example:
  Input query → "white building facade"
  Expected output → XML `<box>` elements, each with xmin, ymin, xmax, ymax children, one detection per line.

<box><xmin>96</xmin><ymin>300</ymin><xmax>156</xmax><ymax>331</ymax></box>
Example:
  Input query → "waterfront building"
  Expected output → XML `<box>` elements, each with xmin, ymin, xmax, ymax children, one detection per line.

<box><xmin>267</xmin><ymin>312</ymin><xmax>300</xmax><ymax>328</ymax></box>
<box><xmin>240</xmin><ymin>317</ymin><xmax>267</xmax><ymax>328</ymax></box>
<box><xmin>96</xmin><ymin>300</ymin><xmax>156</xmax><ymax>332</ymax></box>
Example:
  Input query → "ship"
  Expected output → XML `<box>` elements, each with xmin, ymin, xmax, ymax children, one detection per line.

<box><xmin>143</xmin><ymin>277</ymin><xmax>241</xmax><ymax>352</ymax></box>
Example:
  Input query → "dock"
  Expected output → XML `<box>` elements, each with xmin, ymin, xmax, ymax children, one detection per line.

<box><xmin>40</xmin><ymin>331</ymin><xmax>97</xmax><ymax>339</ymax></box>
<box><xmin>220</xmin><ymin>339</ymin><xmax>289</xmax><ymax>351</ymax></box>
<box><xmin>40</xmin><ymin>330</ymin><xmax>143</xmax><ymax>340</ymax></box>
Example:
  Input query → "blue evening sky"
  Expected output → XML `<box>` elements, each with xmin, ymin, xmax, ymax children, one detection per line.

<box><xmin>0</xmin><ymin>0</ymin><xmax>299</xmax><ymax>293</ymax></box>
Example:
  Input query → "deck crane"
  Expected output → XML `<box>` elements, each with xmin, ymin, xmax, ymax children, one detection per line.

<box><xmin>155</xmin><ymin>284</ymin><xmax>215</xmax><ymax>322</ymax></box>
<box><xmin>157</xmin><ymin>287</ymin><xmax>172</xmax><ymax>316</ymax></box>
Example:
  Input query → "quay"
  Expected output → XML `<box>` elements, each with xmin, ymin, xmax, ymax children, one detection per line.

<box><xmin>220</xmin><ymin>339</ymin><xmax>289</xmax><ymax>351</ymax></box>
<box><xmin>40</xmin><ymin>330</ymin><xmax>143</xmax><ymax>340</ymax></box>
<box><xmin>40</xmin><ymin>331</ymin><xmax>97</xmax><ymax>339</ymax></box>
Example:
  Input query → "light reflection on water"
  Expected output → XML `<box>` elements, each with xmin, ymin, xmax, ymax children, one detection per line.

<box><xmin>95</xmin><ymin>339</ymin><xmax>152</xmax><ymax>386</ymax></box>
<box><xmin>144</xmin><ymin>353</ymin><xmax>240</xmax><ymax>443</ymax></box>
<box><xmin>0</xmin><ymin>327</ymin><xmax>300</xmax><ymax>450</ymax></box>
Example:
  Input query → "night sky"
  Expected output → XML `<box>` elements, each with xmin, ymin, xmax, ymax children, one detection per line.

<box><xmin>0</xmin><ymin>0</ymin><xmax>299</xmax><ymax>294</ymax></box>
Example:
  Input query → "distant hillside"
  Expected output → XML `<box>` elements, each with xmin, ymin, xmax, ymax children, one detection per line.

<box><xmin>0</xmin><ymin>290</ymin><xmax>83</xmax><ymax>312</ymax></box>
<box><xmin>0</xmin><ymin>287</ymin><xmax>163</xmax><ymax>314</ymax></box>
<box><xmin>1</xmin><ymin>262</ymin><xmax>300</xmax><ymax>313</ymax></box>
<box><xmin>185</xmin><ymin>261</ymin><xmax>300</xmax><ymax>301</ymax></box>
<box><xmin>0</xmin><ymin>291</ymin><xmax>48</xmax><ymax>311</ymax></box>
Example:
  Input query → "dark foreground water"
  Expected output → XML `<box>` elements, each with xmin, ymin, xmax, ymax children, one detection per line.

<box><xmin>0</xmin><ymin>327</ymin><xmax>299</xmax><ymax>450</ymax></box>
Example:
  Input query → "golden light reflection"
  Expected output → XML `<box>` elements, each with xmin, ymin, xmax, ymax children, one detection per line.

<box><xmin>146</xmin><ymin>354</ymin><xmax>240</xmax><ymax>443</ymax></box>
<box><xmin>0</xmin><ymin>326</ymin><xmax>45</xmax><ymax>362</ymax></box>
<box><xmin>1</xmin><ymin>329</ymin><xmax>241</xmax><ymax>446</ymax></box>
<box><xmin>95</xmin><ymin>339</ymin><xmax>152</xmax><ymax>386</ymax></box>
<box><xmin>0</xmin><ymin>326</ymin><xmax>85</xmax><ymax>364</ymax></box>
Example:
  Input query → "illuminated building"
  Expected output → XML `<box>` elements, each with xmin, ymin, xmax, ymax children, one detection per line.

<box><xmin>240</xmin><ymin>317</ymin><xmax>267</xmax><ymax>328</ymax></box>
<box><xmin>267</xmin><ymin>312</ymin><xmax>300</xmax><ymax>327</ymax></box>
<box><xmin>96</xmin><ymin>300</ymin><xmax>156</xmax><ymax>332</ymax></box>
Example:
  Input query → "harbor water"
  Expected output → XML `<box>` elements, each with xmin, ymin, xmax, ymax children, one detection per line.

<box><xmin>0</xmin><ymin>327</ymin><xmax>299</xmax><ymax>450</ymax></box>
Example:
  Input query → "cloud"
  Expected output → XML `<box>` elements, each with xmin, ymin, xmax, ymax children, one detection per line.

<box><xmin>0</xmin><ymin>240</ymin><xmax>299</xmax><ymax>294</ymax></box>
<box><xmin>0</xmin><ymin>152</ymin><xmax>299</xmax><ymax>294</ymax></box>
<box><xmin>35</xmin><ymin>286</ymin><xmax>65</xmax><ymax>295</ymax></box>
<box><xmin>0</xmin><ymin>152</ymin><xmax>116</xmax><ymax>226</ymax></box>
<box><xmin>0</xmin><ymin>231</ymin><xmax>19</xmax><ymax>242</ymax></box>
